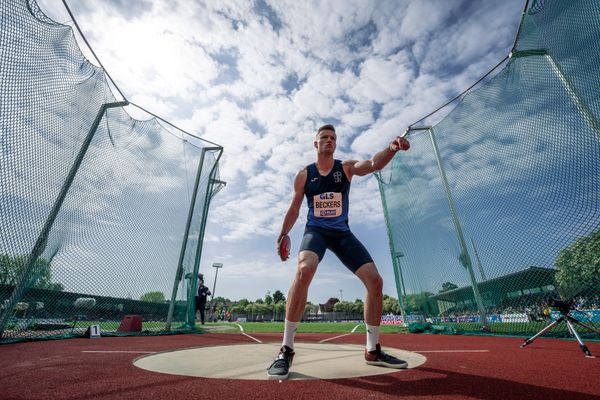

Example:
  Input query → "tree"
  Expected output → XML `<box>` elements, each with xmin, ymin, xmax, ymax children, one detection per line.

<box><xmin>230</xmin><ymin>304</ymin><xmax>245</xmax><ymax>315</ymax></box>
<box><xmin>304</xmin><ymin>304</ymin><xmax>315</xmax><ymax>315</ymax></box>
<box><xmin>383</xmin><ymin>296</ymin><xmax>400</xmax><ymax>314</ymax></box>
<box><xmin>254</xmin><ymin>303</ymin><xmax>270</xmax><ymax>319</ymax></box>
<box><xmin>244</xmin><ymin>303</ymin><xmax>255</xmax><ymax>317</ymax></box>
<box><xmin>214</xmin><ymin>303</ymin><xmax>224</xmax><ymax>316</ymax></box>
<box><xmin>352</xmin><ymin>299</ymin><xmax>364</xmax><ymax>314</ymax></box>
<box><xmin>0</xmin><ymin>254</ymin><xmax>64</xmax><ymax>291</ymax></box>
<box><xmin>273</xmin><ymin>301</ymin><xmax>286</xmax><ymax>320</ymax></box>
<box><xmin>265</xmin><ymin>293</ymin><xmax>273</xmax><ymax>305</ymax></box>
<box><xmin>140</xmin><ymin>291</ymin><xmax>166</xmax><ymax>303</ymax></box>
<box><xmin>304</xmin><ymin>303</ymin><xmax>318</xmax><ymax>314</ymax></box>
<box><xmin>555</xmin><ymin>228</ymin><xmax>600</xmax><ymax>297</ymax></box>
<box><xmin>213</xmin><ymin>296</ymin><xmax>228</xmax><ymax>304</ymax></box>
<box><xmin>439</xmin><ymin>282</ymin><xmax>459</xmax><ymax>293</ymax></box>
<box><xmin>272</xmin><ymin>290</ymin><xmax>285</xmax><ymax>303</ymax></box>
<box><xmin>333</xmin><ymin>301</ymin><xmax>353</xmax><ymax>313</ymax></box>
<box><xmin>238</xmin><ymin>298</ymin><xmax>249</xmax><ymax>307</ymax></box>
<box><xmin>323</xmin><ymin>297</ymin><xmax>339</xmax><ymax>312</ymax></box>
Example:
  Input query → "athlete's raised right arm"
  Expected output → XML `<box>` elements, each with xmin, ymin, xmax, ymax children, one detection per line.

<box><xmin>277</xmin><ymin>168</ymin><xmax>307</xmax><ymax>244</ymax></box>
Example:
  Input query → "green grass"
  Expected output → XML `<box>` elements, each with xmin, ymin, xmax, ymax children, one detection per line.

<box><xmin>198</xmin><ymin>321</ymin><xmax>409</xmax><ymax>334</ymax></box>
<box><xmin>69</xmin><ymin>321</ymin><xmax>187</xmax><ymax>331</ymax></box>
<box><xmin>69</xmin><ymin>320</ymin><xmax>406</xmax><ymax>334</ymax></box>
<box><xmin>73</xmin><ymin>320</ymin><xmax>595</xmax><ymax>339</ymax></box>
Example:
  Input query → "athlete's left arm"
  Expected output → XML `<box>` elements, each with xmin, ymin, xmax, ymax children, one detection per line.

<box><xmin>343</xmin><ymin>136</ymin><xmax>410</xmax><ymax>179</ymax></box>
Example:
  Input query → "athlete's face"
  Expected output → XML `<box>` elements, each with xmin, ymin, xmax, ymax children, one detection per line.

<box><xmin>314</xmin><ymin>129</ymin><xmax>336</xmax><ymax>154</ymax></box>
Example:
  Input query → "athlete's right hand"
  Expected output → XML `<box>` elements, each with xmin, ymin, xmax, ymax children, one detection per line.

<box><xmin>277</xmin><ymin>234</ymin><xmax>291</xmax><ymax>262</ymax></box>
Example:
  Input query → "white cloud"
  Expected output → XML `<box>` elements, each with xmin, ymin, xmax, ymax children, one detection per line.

<box><xmin>349</xmin><ymin>54</ymin><xmax>413</xmax><ymax>104</ymax></box>
<box><xmin>28</xmin><ymin>0</ymin><xmax>526</xmax><ymax>304</ymax></box>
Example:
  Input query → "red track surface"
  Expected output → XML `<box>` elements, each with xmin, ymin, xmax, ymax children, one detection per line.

<box><xmin>1</xmin><ymin>333</ymin><xmax>598</xmax><ymax>400</ymax></box>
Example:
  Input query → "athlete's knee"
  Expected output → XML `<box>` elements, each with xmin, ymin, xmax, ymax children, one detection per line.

<box><xmin>369</xmin><ymin>274</ymin><xmax>383</xmax><ymax>293</ymax></box>
<box><xmin>361</xmin><ymin>266</ymin><xmax>383</xmax><ymax>293</ymax></box>
<box><xmin>295</xmin><ymin>262</ymin><xmax>316</xmax><ymax>286</ymax></box>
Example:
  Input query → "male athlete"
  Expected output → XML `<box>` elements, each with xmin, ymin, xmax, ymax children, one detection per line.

<box><xmin>267</xmin><ymin>124</ymin><xmax>410</xmax><ymax>380</ymax></box>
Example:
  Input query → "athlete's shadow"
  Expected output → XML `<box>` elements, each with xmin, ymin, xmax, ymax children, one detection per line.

<box><xmin>331</xmin><ymin>366</ymin><xmax>600</xmax><ymax>400</ymax></box>
<box><xmin>288</xmin><ymin>372</ymin><xmax>318</xmax><ymax>380</ymax></box>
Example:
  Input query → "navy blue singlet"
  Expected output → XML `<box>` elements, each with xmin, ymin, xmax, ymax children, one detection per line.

<box><xmin>305</xmin><ymin>159</ymin><xmax>350</xmax><ymax>231</ymax></box>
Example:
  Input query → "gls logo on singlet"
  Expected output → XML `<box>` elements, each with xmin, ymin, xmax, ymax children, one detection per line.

<box><xmin>333</xmin><ymin>171</ymin><xmax>342</xmax><ymax>183</ymax></box>
<box><xmin>314</xmin><ymin>192</ymin><xmax>342</xmax><ymax>218</ymax></box>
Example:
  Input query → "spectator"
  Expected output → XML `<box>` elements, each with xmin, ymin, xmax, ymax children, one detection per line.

<box><xmin>195</xmin><ymin>278</ymin><xmax>211</xmax><ymax>325</ymax></box>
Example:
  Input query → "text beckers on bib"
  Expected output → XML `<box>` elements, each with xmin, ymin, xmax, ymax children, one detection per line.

<box><xmin>313</xmin><ymin>192</ymin><xmax>342</xmax><ymax>218</ymax></box>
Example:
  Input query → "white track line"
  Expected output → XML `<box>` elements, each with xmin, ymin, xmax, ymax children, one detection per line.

<box><xmin>235</xmin><ymin>323</ymin><xmax>262</xmax><ymax>343</ymax></box>
<box><xmin>242</xmin><ymin>332</ymin><xmax>263</xmax><ymax>343</ymax></box>
<box><xmin>81</xmin><ymin>350</ymin><xmax>157</xmax><ymax>354</ymax></box>
<box><xmin>319</xmin><ymin>333</ymin><xmax>351</xmax><ymax>343</ymax></box>
<box><xmin>318</xmin><ymin>324</ymin><xmax>361</xmax><ymax>343</ymax></box>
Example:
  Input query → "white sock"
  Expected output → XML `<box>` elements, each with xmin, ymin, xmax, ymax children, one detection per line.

<box><xmin>366</xmin><ymin>324</ymin><xmax>380</xmax><ymax>352</ymax></box>
<box><xmin>282</xmin><ymin>319</ymin><xmax>298</xmax><ymax>350</ymax></box>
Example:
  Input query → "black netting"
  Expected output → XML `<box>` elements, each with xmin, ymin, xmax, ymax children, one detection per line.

<box><xmin>0</xmin><ymin>0</ymin><xmax>223</xmax><ymax>342</ymax></box>
<box><xmin>379</xmin><ymin>0</ymin><xmax>599</xmax><ymax>337</ymax></box>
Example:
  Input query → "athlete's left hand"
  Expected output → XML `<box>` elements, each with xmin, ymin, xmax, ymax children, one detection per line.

<box><xmin>389</xmin><ymin>136</ymin><xmax>410</xmax><ymax>152</ymax></box>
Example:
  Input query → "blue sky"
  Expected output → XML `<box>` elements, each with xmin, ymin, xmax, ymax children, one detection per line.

<box><xmin>37</xmin><ymin>0</ymin><xmax>524</xmax><ymax>304</ymax></box>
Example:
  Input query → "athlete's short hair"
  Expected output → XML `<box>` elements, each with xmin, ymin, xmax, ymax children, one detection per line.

<box><xmin>317</xmin><ymin>124</ymin><xmax>335</xmax><ymax>136</ymax></box>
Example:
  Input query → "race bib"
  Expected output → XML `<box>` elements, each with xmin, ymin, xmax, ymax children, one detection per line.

<box><xmin>313</xmin><ymin>192</ymin><xmax>342</xmax><ymax>218</ymax></box>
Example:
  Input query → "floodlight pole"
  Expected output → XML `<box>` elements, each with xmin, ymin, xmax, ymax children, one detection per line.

<box><xmin>0</xmin><ymin>101</ymin><xmax>128</xmax><ymax>338</ymax></box>
<box><xmin>210</xmin><ymin>263</ymin><xmax>223</xmax><ymax>304</ymax></box>
<box><xmin>428</xmin><ymin>127</ymin><xmax>489</xmax><ymax>330</ymax></box>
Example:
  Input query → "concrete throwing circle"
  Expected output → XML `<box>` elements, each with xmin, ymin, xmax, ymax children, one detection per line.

<box><xmin>134</xmin><ymin>342</ymin><xmax>427</xmax><ymax>380</ymax></box>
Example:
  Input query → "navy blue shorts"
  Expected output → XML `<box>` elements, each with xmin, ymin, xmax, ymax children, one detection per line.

<box><xmin>299</xmin><ymin>226</ymin><xmax>373</xmax><ymax>273</ymax></box>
